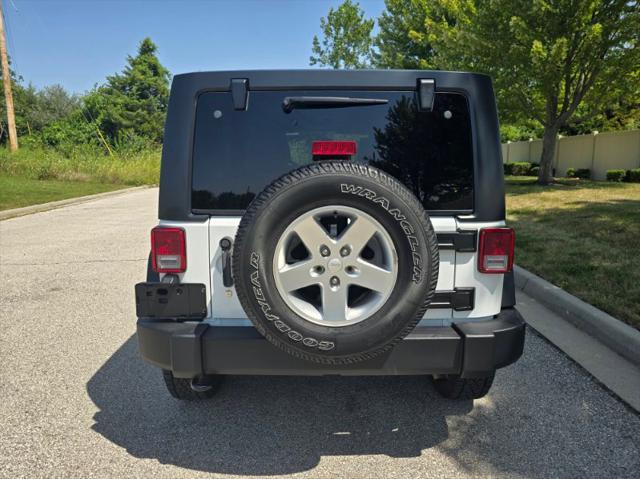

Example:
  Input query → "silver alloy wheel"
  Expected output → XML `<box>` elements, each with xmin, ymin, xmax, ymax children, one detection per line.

<box><xmin>273</xmin><ymin>205</ymin><xmax>398</xmax><ymax>327</ymax></box>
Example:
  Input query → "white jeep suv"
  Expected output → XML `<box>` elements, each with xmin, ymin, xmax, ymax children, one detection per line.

<box><xmin>135</xmin><ymin>70</ymin><xmax>525</xmax><ymax>402</ymax></box>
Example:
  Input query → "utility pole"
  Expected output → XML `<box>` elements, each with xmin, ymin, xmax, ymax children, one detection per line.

<box><xmin>0</xmin><ymin>3</ymin><xmax>17</xmax><ymax>151</ymax></box>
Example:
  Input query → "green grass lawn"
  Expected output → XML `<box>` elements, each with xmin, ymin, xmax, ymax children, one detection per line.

<box><xmin>505</xmin><ymin>176</ymin><xmax>640</xmax><ymax>329</ymax></box>
<box><xmin>0</xmin><ymin>173</ymin><xmax>127</xmax><ymax>211</ymax></box>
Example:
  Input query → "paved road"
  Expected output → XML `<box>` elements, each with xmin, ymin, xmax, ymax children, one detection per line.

<box><xmin>1</xmin><ymin>189</ymin><xmax>638</xmax><ymax>479</ymax></box>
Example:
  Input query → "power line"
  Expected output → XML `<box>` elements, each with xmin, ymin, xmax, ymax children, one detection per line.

<box><xmin>3</xmin><ymin>0</ymin><xmax>18</xmax><ymax>76</ymax></box>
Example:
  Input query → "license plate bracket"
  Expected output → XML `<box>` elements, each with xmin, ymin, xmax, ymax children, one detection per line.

<box><xmin>135</xmin><ymin>283</ymin><xmax>207</xmax><ymax>320</ymax></box>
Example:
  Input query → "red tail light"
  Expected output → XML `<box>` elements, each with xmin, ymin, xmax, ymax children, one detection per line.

<box><xmin>151</xmin><ymin>227</ymin><xmax>186</xmax><ymax>273</ymax></box>
<box><xmin>312</xmin><ymin>140</ymin><xmax>357</xmax><ymax>157</ymax></box>
<box><xmin>478</xmin><ymin>228</ymin><xmax>514</xmax><ymax>274</ymax></box>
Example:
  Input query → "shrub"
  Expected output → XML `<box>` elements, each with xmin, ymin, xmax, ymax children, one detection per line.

<box><xmin>504</xmin><ymin>163</ymin><xmax>514</xmax><ymax>175</ymax></box>
<box><xmin>574</xmin><ymin>168</ymin><xmax>591</xmax><ymax>179</ymax></box>
<box><xmin>566</xmin><ymin>168</ymin><xmax>576</xmax><ymax>177</ymax></box>
<box><xmin>500</xmin><ymin>124</ymin><xmax>539</xmax><ymax>142</ymax></box>
<box><xmin>626</xmin><ymin>168</ymin><xmax>640</xmax><ymax>183</ymax></box>
<box><xmin>530</xmin><ymin>166</ymin><xmax>540</xmax><ymax>176</ymax></box>
<box><xmin>510</xmin><ymin>162</ymin><xmax>533</xmax><ymax>176</ymax></box>
<box><xmin>606</xmin><ymin>169</ymin><xmax>627</xmax><ymax>182</ymax></box>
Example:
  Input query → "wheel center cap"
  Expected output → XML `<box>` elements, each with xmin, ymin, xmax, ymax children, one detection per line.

<box><xmin>327</xmin><ymin>258</ymin><xmax>343</xmax><ymax>273</ymax></box>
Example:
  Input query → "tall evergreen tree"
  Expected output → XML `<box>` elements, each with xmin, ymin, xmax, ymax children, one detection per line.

<box><xmin>85</xmin><ymin>38</ymin><xmax>170</xmax><ymax>144</ymax></box>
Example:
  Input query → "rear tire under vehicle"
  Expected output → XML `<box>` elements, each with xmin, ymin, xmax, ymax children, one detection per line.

<box><xmin>162</xmin><ymin>370</ymin><xmax>223</xmax><ymax>400</ymax></box>
<box><xmin>431</xmin><ymin>372</ymin><xmax>495</xmax><ymax>400</ymax></box>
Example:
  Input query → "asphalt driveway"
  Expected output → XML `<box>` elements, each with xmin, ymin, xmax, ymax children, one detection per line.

<box><xmin>1</xmin><ymin>188</ymin><xmax>638</xmax><ymax>478</ymax></box>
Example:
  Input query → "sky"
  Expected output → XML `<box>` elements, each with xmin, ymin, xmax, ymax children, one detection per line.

<box><xmin>3</xmin><ymin>0</ymin><xmax>387</xmax><ymax>94</ymax></box>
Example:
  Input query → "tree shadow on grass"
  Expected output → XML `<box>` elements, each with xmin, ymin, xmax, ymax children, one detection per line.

<box><xmin>510</xmin><ymin>198</ymin><xmax>640</xmax><ymax>224</ymax></box>
<box><xmin>508</xmin><ymin>198</ymin><xmax>640</xmax><ymax>327</ymax></box>
<box><xmin>505</xmin><ymin>179</ymin><xmax>634</xmax><ymax>196</ymax></box>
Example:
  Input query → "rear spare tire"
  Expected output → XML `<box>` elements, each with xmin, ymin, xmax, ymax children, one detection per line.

<box><xmin>232</xmin><ymin>161</ymin><xmax>439</xmax><ymax>364</ymax></box>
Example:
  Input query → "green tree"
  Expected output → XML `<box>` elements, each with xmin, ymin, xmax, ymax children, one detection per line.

<box><xmin>14</xmin><ymin>84</ymin><xmax>80</xmax><ymax>135</ymax></box>
<box><xmin>374</xmin><ymin>0</ymin><xmax>463</xmax><ymax>69</ymax></box>
<box><xmin>313</xmin><ymin>0</ymin><xmax>640</xmax><ymax>184</ymax></box>
<box><xmin>39</xmin><ymin>109</ymin><xmax>99</xmax><ymax>151</ymax></box>
<box><xmin>310</xmin><ymin>0</ymin><xmax>375</xmax><ymax>68</ymax></box>
<box><xmin>85</xmin><ymin>37</ymin><xmax>170</xmax><ymax>144</ymax></box>
<box><xmin>426</xmin><ymin>0</ymin><xmax>640</xmax><ymax>183</ymax></box>
<box><xmin>310</xmin><ymin>0</ymin><xmax>463</xmax><ymax>69</ymax></box>
<box><xmin>0</xmin><ymin>52</ymin><xmax>82</xmax><ymax>144</ymax></box>
<box><xmin>375</xmin><ymin>0</ymin><xmax>432</xmax><ymax>68</ymax></box>
<box><xmin>562</xmin><ymin>57</ymin><xmax>640</xmax><ymax>135</ymax></box>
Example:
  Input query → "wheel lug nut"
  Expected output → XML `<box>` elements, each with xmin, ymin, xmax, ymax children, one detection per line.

<box><xmin>330</xmin><ymin>276</ymin><xmax>340</xmax><ymax>287</ymax></box>
<box><xmin>314</xmin><ymin>265</ymin><xmax>325</xmax><ymax>275</ymax></box>
<box><xmin>320</xmin><ymin>245</ymin><xmax>331</xmax><ymax>257</ymax></box>
<box><xmin>340</xmin><ymin>246</ymin><xmax>351</xmax><ymax>257</ymax></box>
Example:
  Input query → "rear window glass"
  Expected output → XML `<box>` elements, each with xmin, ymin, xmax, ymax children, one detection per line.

<box><xmin>192</xmin><ymin>90</ymin><xmax>473</xmax><ymax>212</ymax></box>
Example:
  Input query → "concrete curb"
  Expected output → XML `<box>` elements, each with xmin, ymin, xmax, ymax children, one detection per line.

<box><xmin>515</xmin><ymin>265</ymin><xmax>640</xmax><ymax>366</ymax></box>
<box><xmin>0</xmin><ymin>186</ymin><xmax>151</xmax><ymax>221</ymax></box>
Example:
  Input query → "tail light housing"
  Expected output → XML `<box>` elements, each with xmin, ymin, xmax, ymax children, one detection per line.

<box><xmin>151</xmin><ymin>227</ymin><xmax>186</xmax><ymax>273</ymax></box>
<box><xmin>478</xmin><ymin>228</ymin><xmax>515</xmax><ymax>274</ymax></box>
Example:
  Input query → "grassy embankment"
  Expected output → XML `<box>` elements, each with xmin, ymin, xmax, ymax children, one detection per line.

<box><xmin>505</xmin><ymin>176</ymin><xmax>640</xmax><ymax>328</ymax></box>
<box><xmin>0</xmin><ymin>146</ymin><xmax>160</xmax><ymax>210</ymax></box>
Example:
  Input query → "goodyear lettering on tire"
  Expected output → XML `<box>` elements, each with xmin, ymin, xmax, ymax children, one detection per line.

<box><xmin>249</xmin><ymin>252</ymin><xmax>335</xmax><ymax>351</ymax></box>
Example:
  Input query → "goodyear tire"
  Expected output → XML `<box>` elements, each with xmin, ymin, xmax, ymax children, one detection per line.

<box><xmin>232</xmin><ymin>161</ymin><xmax>439</xmax><ymax>364</ymax></box>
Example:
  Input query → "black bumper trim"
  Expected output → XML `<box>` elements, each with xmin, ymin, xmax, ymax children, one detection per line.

<box><xmin>137</xmin><ymin>308</ymin><xmax>525</xmax><ymax>378</ymax></box>
<box><xmin>453</xmin><ymin>308</ymin><xmax>525</xmax><ymax>378</ymax></box>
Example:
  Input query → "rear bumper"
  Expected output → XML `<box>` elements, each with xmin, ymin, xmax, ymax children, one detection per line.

<box><xmin>137</xmin><ymin>308</ymin><xmax>525</xmax><ymax>378</ymax></box>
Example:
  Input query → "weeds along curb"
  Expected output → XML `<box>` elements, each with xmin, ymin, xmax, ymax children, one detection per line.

<box><xmin>0</xmin><ymin>186</ymin><xmax>152</xmax><ymax>221</ymax></box>
<box><xmin>515</xmin><ymin>265</ymin><xmax>640</xmax><ymax>366</ymax></box>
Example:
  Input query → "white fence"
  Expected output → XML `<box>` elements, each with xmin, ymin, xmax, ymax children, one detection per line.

<box><xmin>501</xmin><ymin>129</ymin><xmax>640</xmax><ymax>180</ymax></box>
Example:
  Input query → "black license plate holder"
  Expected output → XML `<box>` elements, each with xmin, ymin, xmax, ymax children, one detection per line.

<box><xmin>135</xmin><ymin>283</ymin><xmax>207</xmax><ymax>320</ymax></box>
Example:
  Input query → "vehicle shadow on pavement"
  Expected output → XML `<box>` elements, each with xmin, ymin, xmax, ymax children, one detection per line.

<box><xmin>87</xmin><ymin>335</ymin><xmax>473</xmax><ymax>475</ymax></box>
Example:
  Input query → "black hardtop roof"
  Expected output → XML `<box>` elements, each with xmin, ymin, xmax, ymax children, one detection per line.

<box><xmin>171</xmin><ymin>69</ymin><xmax>491</xmax><ymax>91</ymax></box>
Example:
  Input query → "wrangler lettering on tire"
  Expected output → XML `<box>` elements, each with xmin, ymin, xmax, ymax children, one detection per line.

<box><xmin>340</xmin><ymin>183</ymin><xmax>423</xmax><ymax>283</ymax></box>
<box><xmin>233</xmin><ymin>161</ymin><xmax>439</xmax><ymax>365</ymax></box>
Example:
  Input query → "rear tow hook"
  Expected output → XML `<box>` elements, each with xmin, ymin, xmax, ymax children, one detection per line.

<box><xmin>190</xmin><ymin>375</ymin><xmax>216</xmax><ymax>393</ymax></box>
